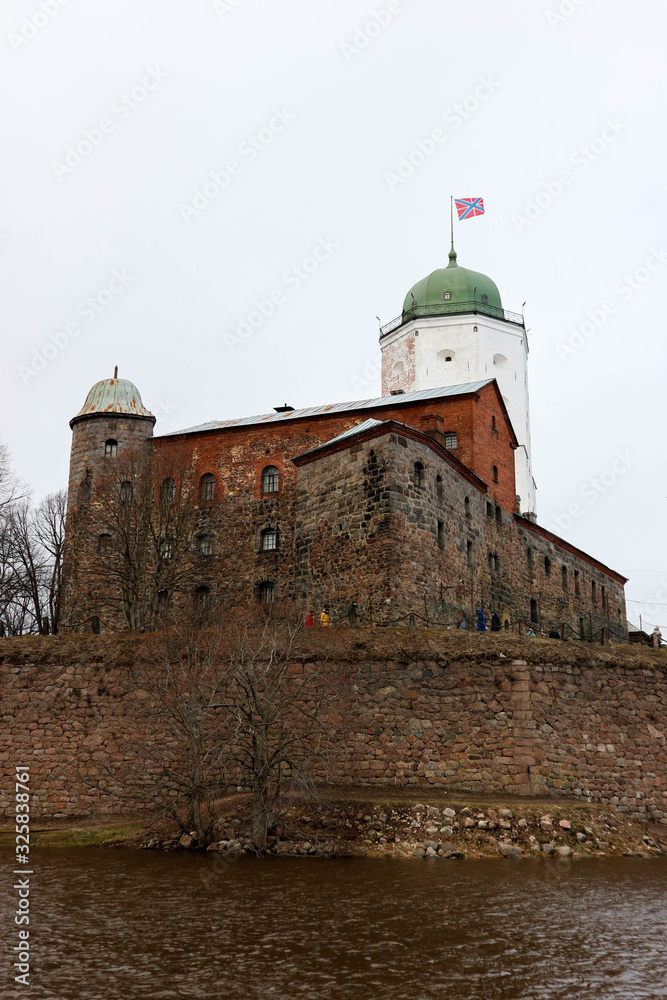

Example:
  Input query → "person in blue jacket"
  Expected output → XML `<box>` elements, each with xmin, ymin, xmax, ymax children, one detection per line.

<box><xmin>476</xmin><ymin>608</ymin><xmax>487</xmax><ymax>632</ymax></box>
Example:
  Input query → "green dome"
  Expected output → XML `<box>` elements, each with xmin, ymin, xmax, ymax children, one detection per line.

<box><xmin>403</xmin><ymin>248</ymin><xmax>502</xmax><ymax>314</ymax></box>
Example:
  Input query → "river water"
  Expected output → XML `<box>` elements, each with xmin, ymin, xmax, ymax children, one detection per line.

<box><xmin>2</xmin><ymin>850</ymin><xmax>667</xmax><ymax>1000</ymax></box>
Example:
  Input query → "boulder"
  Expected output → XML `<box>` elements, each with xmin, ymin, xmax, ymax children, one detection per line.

<box><xmin>178</xmin><ymin>834</ymin><xmax>194</xmax><ymax>849</ymax></box>
<box><xmin>439</xmin><ymin>826</ymin><xmax>454</xmax><ymax>838</ymax></box>
<box><xmin>556</xmin><ymin>845</ymin><xmax>572</xmax><ymax>857</ymax></box>
<box><xmin>463</xmin><ymin>817</ymin><xmax>476</xmax><ymax>829</ymax></box>
<box><xmin>499</xmin><ymin>808</ymin><xmax>513</xmax><ymax>820</ymax></box>
<box><xmin>559</xmin><ymin>819</ymin><xmax>572</xmax><ymax>830</ymax></box>
<box><xmin>423</xmin><ymin>840</ymin><xmax>438</xmax><ymax>851</ymax></box>
<box><xmin>425</xmin><ymin>846</ymin><xmax>438</xmax><ymax>858</ymax></box>
<box><xmin>518</xmin><ymin>818</ymin><xmax>528</xmax><ymax>828</ymax></box>
<box><xmin>542</xmin><ymin>843</ymin><xmax>555</xmax><ymax>855</ymax></box>
<box><xmin>498</xmin><ymin>842</ymin><xmax>522</xmax><ymax>858</ymax></box>
<box><xmin>443</xmin><ymin>807</ymin><xmax>456</xmax><ymax>819</ymax></box>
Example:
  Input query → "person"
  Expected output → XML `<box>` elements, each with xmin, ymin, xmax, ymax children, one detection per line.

<box><xmin>526</xmin><ymin>628</ymin><xmax>536</xmax><ymax>637</ymax></box>
<box><xmin>476</xmin><ymin>608</ymin><xmax>487</xmax><ymax>632</ymax></box>
<box><xmin>548</xmin><ymin>627</ymin><xmax>561</xmax><ymax>639</ymax></box>
<box><xmin>320</xmin><ymin>607</ymin><xmax>330</xmax><ymax>627</ymax></box>
<box><xmin>457</xmin><ymin>612</ymin><xmax>468</xmax><ymax>630</ymax></box>
<box><xmin>491</xmin><ymin>612</ymin><xmax>501</xmax><ymax>632</ymax></box>
<box><xmin>305</xmin><ymin>611</ymin><xmax>314</xmax><ymax>627</ymax></box>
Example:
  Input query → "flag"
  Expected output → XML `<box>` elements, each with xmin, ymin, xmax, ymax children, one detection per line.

<box><xmin>455</xmin><ymin>197</ymin><xmax>485</xmax><ymax>220</ymax></box>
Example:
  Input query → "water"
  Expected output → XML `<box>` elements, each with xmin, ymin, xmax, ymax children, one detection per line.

<box><xmin>2</xmin><ymin>850</ymin><xmax>667</xmax><ymax>1000</ymax></box>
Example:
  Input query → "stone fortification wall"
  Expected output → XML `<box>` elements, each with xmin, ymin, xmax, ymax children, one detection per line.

<box><xmin>0</xmin><ymin>633</ymin><xmax>664</xmax><ymax>823</ymax></box>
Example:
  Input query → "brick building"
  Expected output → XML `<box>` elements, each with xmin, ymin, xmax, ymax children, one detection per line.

<box><xmin>61</xmin><ymin>248</ymin><xmax>628</xmax><ymax>638</ymax></box>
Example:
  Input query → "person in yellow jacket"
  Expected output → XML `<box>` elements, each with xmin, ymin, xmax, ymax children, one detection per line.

<box><xmin>320</xmin><ymin>607</ymin><xmax>330</xmax><ymax>627</ymax></box>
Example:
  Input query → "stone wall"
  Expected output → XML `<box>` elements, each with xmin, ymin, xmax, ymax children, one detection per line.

<box><xmin>0</xmin><ymin>633</ymin><xmax>665</xmax><ymax>824</ymax></box>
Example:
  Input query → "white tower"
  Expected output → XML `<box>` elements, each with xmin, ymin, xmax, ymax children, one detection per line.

<box><xmin>380</xmin><ymin>245</ymin><xmax>536</xmax><ymax>515</ymax></box>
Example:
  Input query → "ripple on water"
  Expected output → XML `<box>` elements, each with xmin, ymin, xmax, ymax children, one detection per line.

<box><xmin>1</xmin><ymin>851</ymin><xmax>667</xmax><ymax>1000</ymax></box>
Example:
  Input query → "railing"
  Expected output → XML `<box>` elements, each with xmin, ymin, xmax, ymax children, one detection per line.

<box><xmin>380</xmin><ymin>300</ymin><xmax>524</xmax><ymax>338</ymax></box>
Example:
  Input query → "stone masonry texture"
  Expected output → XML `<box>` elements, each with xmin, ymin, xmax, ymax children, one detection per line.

<box><xmin>0</xmin><ymin>633</ymin><xmax>665</xmax><ymax>824</ymax></box>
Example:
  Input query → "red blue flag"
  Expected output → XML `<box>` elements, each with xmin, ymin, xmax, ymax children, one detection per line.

<box><xmin>455</xmin><ymin>197</ymin><xmax>485</xmax><ymax>220</ymax></box>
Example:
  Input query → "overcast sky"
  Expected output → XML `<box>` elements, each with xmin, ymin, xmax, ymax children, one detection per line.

<box><xmin>1</xmin><ymin>0</ymin><xmax>665</xmax><ymax>631</ymax></box>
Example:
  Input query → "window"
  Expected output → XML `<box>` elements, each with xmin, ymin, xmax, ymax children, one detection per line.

<box><xmin>259</xmin><ymin>582</ymin><xmax>275</xmax><ymax>604</ymax></box>
<box><xmin>466</xmin><ymin>540</ymin><xmax>473</xmax><ymax>566</ymax></box>
<box><xmin>601</xmin><ymin>585</ymin><xmax>608</xmax><ymax>612</ymax></box>
<box><xmin>444</xmin><ymin>432</ymin><xmax>457</xmax><ymax>450</ymax></box>
<box><xmin>157</xmin><ymin>590</ymin><xmax>168</xmax><ymax>613</ymax></box>
<box><xmin>495</xmin><ymin>505</ymin><xmax>502</xmax><ymax>523</ymax></box>
<box><xmin>473</xmin><ymin>325</ymin><xmax>478</xmax><ymax>332</ymax></box>
<box><xmin>486</xmin><ymin>501</ymin><xmax>494</xmax><ymax>518</ymax></box>
<box><xmin>437</xmin><ymin>520</ymin><xmax>445</xmax><ymax>550</ymax></box>
<box><xmin>436</xmin><ymin>475</ymin><xmax>443</xmax><ymax>499</ymax></box>
<box><xmin>198</xmin><ymin>535</ymin><xmax>213</xmax><ymax>556</ymax></box>
<box><xmin>262</xmin><ymin>465</ymin><xmax>279</xmax><ymax>494</ymax></box>
<box><xmin>492</xmin><ymin>415</ymin><xmax>497</xmax><ymax>431</ymax></box>
<box><xmin>579</xmin><ymin>616</ymin><xmax>586</xmax><ymax>640</ymax></box>
<box><xmin>160</xmin><ymin>538</ymin><xmax>174</xmax><ymax>560</ymax></box>
<box><xmin>481</xmin><ymin>294</ymin><xmax>488</xmax><ymax>304</ymax></box>
<box><xmin>493</xmin><ymin>354</ymin><xmax>508</xmax><ymax>368</ymax></box>
<box><xmin>562</xmin><ymin>565</ymin><xmax>568</xmax><ymax>590</ymax></box>
<box><xmin>437</xmin><ymin>349</ymin><xmax>455</xmax><ymax>364</ymax></box>
<box><xmin>98</xmin><ymin>534</ymin><xmax>112</xmax><ymax>553</ymax></box>
<box><xmin>492</xmin><ymin>465</ymin><xmax>498</xmax><ymax>483</ymax></box>
<box><xmin>530</xmin><ymin>599</ymin><xmax>539</xmax><ymax>624</ymax></box>
<box><xmin>199</xmin><ymin>473</ymin><xmax>216</xmax><ymax>501</ymax></box>
<box><xmin>591</xmin><ymin>581</ymin><xmax>597</xmax><ymax>603</ymax></box>
<box><xmin>413</xmin><ymin>462</ymin><xmax>424</xmax><ymax>488</ymax></box>
<box><xmin>544</xmin><ymin>556</ymin><xmax>552</xmax><ymax>577</ymax></box>
<box><xmin>488</xmin><ymin>552</ymin><xmax>500</xmax><ymax>573</ymax></box>
<box><xmin>443</xmin><ymin>291</ymin><xmax>451</xmax><ymax>300</ymax></box>
<box><xmin>104</xmin><ymin>439</ymin><xmax>118</xmax><ymax>459</ymax></box>
<box><xmin>527</xmin><ymin>547</ymin><xmax>534</xmax><ymax>570</ymax></box>
<box><xmin>261</xmin><ymin>528</ymin><xmax>278</xmax><ymax>552</ymax></box>
<box><xmin>119</xmin><ymin>480</ymin><xmax>131</xmax><ymax>502</ymax></box>
<box><xmin>195</xmin><ymin>585</ymin><xmax>210</xmax><ymax>609</ymax></box>
<box><xmin>392</xmin><ymin>360</ymin><xmax>405</xmax><ymax>376</ymax></box>
<box><xmin>464</xmin><ymin>496</ymin><xmax>471</xmax><ymax>519</ymax></box>
<box><xmin>161</xmin><ymin>477</ymin><xmax>176</xmax><ymax>504</ymax></box>
<box><xmin>574</xmin><ymin>570</ymin><xmax>581</xmax><ymax>596</ymax></box>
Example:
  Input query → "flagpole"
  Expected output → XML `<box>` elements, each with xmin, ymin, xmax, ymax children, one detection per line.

<box><xmin>450</xmin><ymin>194</ymin><xmax>454</xmax><ymax>251</ymax></box>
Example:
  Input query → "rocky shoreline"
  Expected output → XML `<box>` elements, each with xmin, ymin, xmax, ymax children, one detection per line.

<box><xmin>144</xmin><ymin>797</ymin><xmax>667</xmax><ymax>860</ymax></box>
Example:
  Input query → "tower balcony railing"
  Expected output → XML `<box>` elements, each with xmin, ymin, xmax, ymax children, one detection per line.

<box><xmin>380</xmin><ymin>300</ymin><xmax>524</xmax><ymax>338</ymax></box>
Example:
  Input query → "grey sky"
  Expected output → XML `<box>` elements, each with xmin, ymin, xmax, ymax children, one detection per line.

<box><xmin>1</xmin><ymin>0</ymin><xmax>665</xmax><ymax>630</ymax></box>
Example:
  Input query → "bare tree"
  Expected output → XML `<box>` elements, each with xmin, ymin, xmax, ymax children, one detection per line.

<box><xmin>219</xmin><ymin>610</ymin><xmax>342</xmax><ymax>852</ymax></box>
<box><xmin>93</xmin><ymin>448</ymin><xmax>200</xmax><ymax>630</ymax></box>
<box><xmin>91</xmin><ymin>616</ymin><xmax>233</xmax><ymax>844</ymax></box>
<box><xmin>33</xmin><ymin>490</ymin><xmax>67</xmax><ymax>633</ymax></box>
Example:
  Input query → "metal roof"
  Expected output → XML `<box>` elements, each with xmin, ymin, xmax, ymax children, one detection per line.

<box><xmin>157</xmin><ymin>381</ymin><xmax>494</xmax><ymax>438</ymax></box>
<box><xmin>298</xmin><ymin>418</ymin><xmax>386</xmax><ymax>456</ymax></box>
<box><xmin>70</xmin><ymin>377</ymin><xmax>155</xmax><ymax>428</ymax></box>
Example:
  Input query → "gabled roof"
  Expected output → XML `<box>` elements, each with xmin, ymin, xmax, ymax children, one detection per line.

<box><xmin>156</xmin><ymin>381</ymin><xmax>498</xmax><ymax>439</ymax></box>
<box><xmin>292</xmin><ymin>418</ymin><xmax>489</xmax><ymax>494</ymax></box>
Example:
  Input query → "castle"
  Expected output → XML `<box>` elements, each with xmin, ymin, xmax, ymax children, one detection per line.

<box><xmin>61</xmin><ymin>246</ymin><xmax>628</xmax><ymax>638</ymax></box>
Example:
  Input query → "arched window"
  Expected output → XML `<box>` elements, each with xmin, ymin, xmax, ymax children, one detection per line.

<box><xmin>199</xmin><ymin>473</ymin><xmax>216</xmax><ymax>501</ymax></box>
<box><xmin>473</xmin><ymin>325</ymin><xmax>478</xmax><ymax>333</ymax></box>
<box><xmin>157</xmin><ymin>590</ymin><xmax>168</xmax><ymax>613</ymax></box>
<box><xmin>392</xmin><ymin>360</ymin><xmax>405</xmax><ymax>376</ymax></box>
<box><xmin>198</xmin><ymin>535</ymin><xmax>213</xmax><ymax>556</ymax></box>
<box><xmin>437</xmin><ymin>349</ymin><xmax>455</xmax><ymax>364</ymax></box>
<box><xmin>161</xmin><ymin>477</ymin><xmax>176</xmax><ymax>504</ymax></box>
<box><xmin>195</xmin><ymin>585</ymin><xmax>210</xmax><ymax>609</ymax></box>
<box><xmin>413</xmin><ymin>462</ymin><xmax>424</xmax><ymax>488</ymax></box>
<box><xmin>488</xmin><ymin>552</ymin><xmax>500</xmax><ymax>572</ymax></box>
<box><xmin>437</xmin><ymin>520</ymin><xmax>445</xmax><ymax>549</ymax></box>
<box><xmin>443</xmin><ymin>291</ymin><xmax>451</xmax><ymax>300</ymax></box>
<box><xmin>261</xmin><ymin>528</ymin><xmax>278</xmax><ymax>552</ymax></box>
<box><xmin>464</xmin><ymin>496</ymin><xmax>471</xmax><ymax>519</ymax></box>
<box><xmin>119</xmin><ymin>480</ymin><xmax>131</xmax><ymax>502</ymax></box>
<box><xmin>544</xmin><ymin>556</ymin><xmax>552</xmax><ymax>577</ymax></box>
<box><xmin>530</xmin><ymin>598</ymin><xmax>539</xmax><ymax>624</ymax></box>
<box><xmin>259</xmin><ymin>582</ymin><xmax>275</xmax><ymax>604</ymax></box>
<box><xmin>493</xmin><ymin>354</ymin><xmax>508</xmax><ymax>368</ymax></box>
<box><xmin>262</xmin><ymin>465</ymin><xmax>279</xmax><ymax>494</ymax></box>
<box><xmin>481</xmin><ymin>294</ymin><xmax>488</xmax><ymax>304</ymax></box>
<box><xmin>444</xmin><ymin>432</ymin><xmax>457</xmax><ymax>450</ymax></box>
<box><xmin>562</xmin><ymin>565</ymin><xmax>568</xmax><ymax>590</ymax></box>
<box><xmin>160</xmin><ymin>538</ymin><xmax>174</xmax><ymax>560</ymax></box>
<box><xmin>104</xmin><ymin>439</ymin><xmax>118</xmax><ymax>459</ymax></box>
<box><xmin>98</xmin><ymin>534</ymin><xmax>112</xmax><ymax>553</ymax></box>
<box><xmin>492</xmin><ymin>465</ymin><xmax>498</xmax><ymax>483</ymax></box>
<box><xmin>436</xmin><ymin>475</ymin><xmax>443</xmax><ymax>499</ymax></box>
<box><xmin>591</xmin><ymin>581</ymin><xmax>597</xmax><ymax>603</ymax></box>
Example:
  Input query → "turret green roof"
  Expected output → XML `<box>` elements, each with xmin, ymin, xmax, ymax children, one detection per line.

<box><xmin>403</xmin><ymin>247</ymin><xmax>503</xmax><ymax>314</ymax></box>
